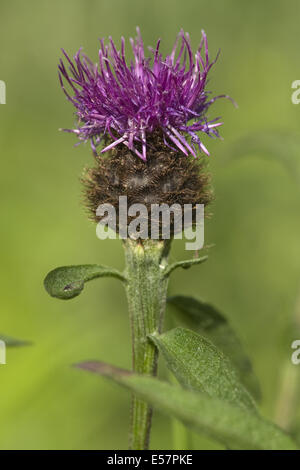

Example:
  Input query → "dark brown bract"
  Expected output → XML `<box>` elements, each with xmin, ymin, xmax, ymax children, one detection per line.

<box><xmin>82</xmin><ymin>134</ymin><xmax>213</xmax><ymax>235</ymax></box>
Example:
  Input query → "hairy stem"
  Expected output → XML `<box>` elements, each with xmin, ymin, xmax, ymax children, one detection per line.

<box><xmin>124</xmin><ymin>239</ymin><xmax>170</xmax><ymax>450</ymax></box>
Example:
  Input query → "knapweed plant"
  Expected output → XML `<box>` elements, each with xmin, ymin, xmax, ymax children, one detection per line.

<box><xmin>44</xmin><ymin>29</ymin><xmax>298</xmax><ymax>450</ymax></box>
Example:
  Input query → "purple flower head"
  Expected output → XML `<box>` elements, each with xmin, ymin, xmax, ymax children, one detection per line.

<box><xmin>59</xmin><ymin>28</ymin><xmax>230</xmax><ymax>161</ymax></box>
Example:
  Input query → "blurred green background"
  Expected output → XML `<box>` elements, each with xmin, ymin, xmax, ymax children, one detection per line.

<box><xmin>1</xmin><ymin>0</ymin><xmax>300</xmax><ymax>449</ymax></box>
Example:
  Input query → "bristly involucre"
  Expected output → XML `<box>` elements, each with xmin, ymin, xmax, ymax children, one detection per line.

<box><xmin>82</xmin><ymin>132</ymin><xmax>213</xmax><ymax>234</ymax></box>
<box><xmin>59</xmin><ymin>28</ymin><xmax>230</xmax><ymax>161</ymax></box>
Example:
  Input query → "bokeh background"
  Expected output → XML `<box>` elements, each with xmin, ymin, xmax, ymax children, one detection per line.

<box><xmin>1</xmin><ymin>0</ymin><xmax>300</xmax><ymax>449</ymax></box>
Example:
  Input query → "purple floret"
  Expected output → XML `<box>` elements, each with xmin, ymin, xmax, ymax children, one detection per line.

<box><xmin>59</xmin><ymin>28</ymin><xmax>229</xmax><ymax>160</ymax></box>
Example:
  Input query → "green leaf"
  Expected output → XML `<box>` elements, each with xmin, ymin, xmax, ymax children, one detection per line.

<box><xmin>75</xmin><ymin>361</ymin><xmax>298</xmax><ymax>450</ymax></box>
<box><xmin>167</xmin><ymin>296</ymin><xmax>261</xmax><ymax>400</ymax></box>
<box><xmin>163</xmin><ymin>256</ymin><xmax>207</xmax><ymax>278</ymax></box>
<box><xmin>149</xmin><ymin>327</ymin><xmax>256</xmax><ymax>411</ymax></box>
<box><xmin>0</xmin><ymin>335</ymin><xmax>30</xmax><ymax>347</ymax></box>
<box><xmin>44</xmin><ymin>264</ymin><xmax>126</xmax><ymax>300</ymax></box>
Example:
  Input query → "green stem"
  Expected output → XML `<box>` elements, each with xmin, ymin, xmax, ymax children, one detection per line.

<box><xmin>124</xmin><ymin>238</ymin><xmax>170</xmax><ymax>450</ymax></box>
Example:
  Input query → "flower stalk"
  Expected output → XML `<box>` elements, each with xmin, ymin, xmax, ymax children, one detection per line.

<box><xmin>124</xmin><ymin>238</ymin><xmax>171</xmax><ymax>449</ymax></box>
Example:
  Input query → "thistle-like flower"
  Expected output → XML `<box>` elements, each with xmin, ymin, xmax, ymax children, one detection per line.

<box><xmin>45</xmin><ymin>29</ymin><xmax>237</xmax><ymax>452</ymax></box>
<box><xmin>59</xmin><ymin>28</ymin><xmax>227</xmax><ymax>160</ymax></box>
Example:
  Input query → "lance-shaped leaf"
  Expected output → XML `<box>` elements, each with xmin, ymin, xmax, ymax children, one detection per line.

<box><xmin>167</xmin><ymin>296</ymin><xmax>261</xmax><ymax>400</ymax></box>
<box><xmin>0</xmin><ymin>335</ymin><xmax>30</xmax><ymax>347</ymax></box>
<box><xmin>163</xmin><ymin>256</ymin><xmax>207</xmax><ymax>278</ymax></box>
<box><xmin>149</xmin><ymin>327</ymin><xmax>256</xmax><ymax>411</ymax></box>
<box><xmin>75</xmin><ymin>361</ymin><xmax>298</xmax><ymax>450</ymax></box>
<box><xmin>44</xmin><ymin>264</ymin><xmax>126</xmax><ymax>300</ymax></box>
